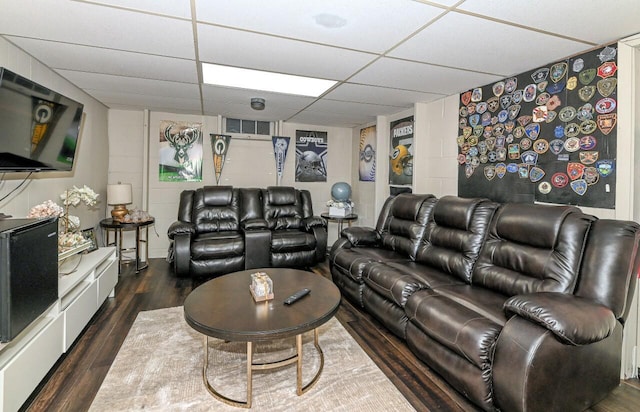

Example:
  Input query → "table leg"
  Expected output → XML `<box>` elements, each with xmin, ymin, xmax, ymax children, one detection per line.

<box><xmin>202</xmin><ymin>336</ymin><xmax>253</xmax><ymax>408</ymax></box>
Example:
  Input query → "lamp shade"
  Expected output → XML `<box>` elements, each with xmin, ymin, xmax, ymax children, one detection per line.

<box><xmin>107</xmin><ymin>183</ymin><xmax>132</xmax><ymax>205</ymax></box>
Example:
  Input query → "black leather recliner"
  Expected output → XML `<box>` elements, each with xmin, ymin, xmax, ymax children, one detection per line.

<box><xmin>167</xmin><ymin>186</ymin><xmax>327</xmax><ymax>278</ymax></box>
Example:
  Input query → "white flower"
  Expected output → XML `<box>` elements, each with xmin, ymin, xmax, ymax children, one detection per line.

<box><xmin>60</xmin><ymin>185</ymin><xmax>99</xmax><ymax>208</ymax></box>
<box><xmin>27</xmin><ymin>200</ymin><xmax>64</xmax><ymax>218</ymax></box>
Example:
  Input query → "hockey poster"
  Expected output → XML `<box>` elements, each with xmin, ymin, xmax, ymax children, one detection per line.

<box><xmin>295</xmin><ymin>130</ymin><xmax>327</xmax><ymax>182</ymax></box>
<box><xmin>159</xmin><ymin>120</ymin><xmax>203</xmax><ymax>182</ymax></box>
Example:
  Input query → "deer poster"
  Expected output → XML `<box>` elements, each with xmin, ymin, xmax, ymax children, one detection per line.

<box><xmin>158</xmin><ymin>120</ymin><xmax>203</xmax><ymax>182</ymax></box>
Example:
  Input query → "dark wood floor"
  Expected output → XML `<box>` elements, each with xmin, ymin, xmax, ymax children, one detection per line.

<box><xmin>22</xmin><ymin>258</ymin><xmax>640</xmax><ymax>411</ymax></box>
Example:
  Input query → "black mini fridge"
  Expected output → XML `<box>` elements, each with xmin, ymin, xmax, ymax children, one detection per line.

<box><xmin>0</xmin><ymin>217</ymin><xmax>58</xmax><ymax>342</ymax></box>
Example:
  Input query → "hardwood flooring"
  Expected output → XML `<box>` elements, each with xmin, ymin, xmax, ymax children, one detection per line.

<box><xmin>22</xmin><ymin>258</ymin><xmax>640</xmax><ymax>411</ymax></box>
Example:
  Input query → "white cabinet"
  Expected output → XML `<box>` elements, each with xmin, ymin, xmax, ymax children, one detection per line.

<box><xmin>0</xmin><ymin>247</ymin><xmax>117</xmax><ymax>412</ymax></box>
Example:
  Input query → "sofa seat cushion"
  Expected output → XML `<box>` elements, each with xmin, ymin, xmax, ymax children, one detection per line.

<box><xmin>405</xmin><ymin>289</ymin><xmax>502</xmax><ymax>371</ymax></box>
<box><xmin>429</xmin><ymin>284</ymin><xmax>510</xmax><ymax>326</ymax></box>
<box><xmin>363</xmin><ymin>261</ymin><xmax>465</xmax><ymax>307</ymax></box>
<box><xmin>191</xmin><ymin>232</ymin><xmax>244</xmax><ymax>260</ymax></box>
<box><xmin>270</xmin><ymin>230</ymin><xmax>316</xmax><ymax>252</ymax></box>
<box><xmin>332</xmin><ymin>247</ymin><xmax>412</xmax><ymax>283</ymax></box>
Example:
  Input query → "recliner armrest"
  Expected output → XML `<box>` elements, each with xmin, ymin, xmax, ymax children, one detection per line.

<box><xmin>303</xmin><ymin>216</ymin><xmax>327</xmax><ymax>231</ymax></box>
<box><xmin>242</xmin><ymin>218</ymin><xmax>269</xmax><ymax>230</ymax></box>
<box><xmin>167</xmin><ymin>221</ymin><xmax>195</xmax><ymax>239</ymax></box>
<box><xmin>504</xmin><ymin>292</ymin><xmax>616</xmax><ymax>345</ymax></box>
<box><xmin>342</xmin><ymin>226</ymin><xmax>381</xmax><ymax>247</ymax></box>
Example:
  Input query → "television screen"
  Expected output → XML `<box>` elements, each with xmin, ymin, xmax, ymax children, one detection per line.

<box><xmin>0</xmin><ymin>68</ymin><xmax>84</xmax><ymax>172</ymax></box>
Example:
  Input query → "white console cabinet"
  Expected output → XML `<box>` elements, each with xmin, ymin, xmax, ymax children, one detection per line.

<box><xmin>0</xmin><ymin>247</ymin><xmax>117</xmax><ymax>412</ymax></box>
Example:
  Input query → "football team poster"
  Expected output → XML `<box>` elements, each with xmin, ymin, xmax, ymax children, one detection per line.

<box><xmin>389</xmin><ymin>116</ymin><xmax>414</xmax><ymax>186</ymax></box>
<box><xmin>295</xmin><ymin>130</ymin><xmax>327</xmax><ymax>182</ymax></box>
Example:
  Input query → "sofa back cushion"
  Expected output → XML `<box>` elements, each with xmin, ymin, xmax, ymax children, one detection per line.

<box><xmin>192</xmin><ymin>186</ymin><xmax>240</xmax><ymax>233</ymax></box>
<box><xmin>576</xmin><ymin>219</ymin><xmax>640</xmax><ymax>321</ymax></box>
<box><xmin>416</xmin><ymin>196</ymin><xmax>498</xmax><ymax>283</ymax></box>
<box><xmin>472</xmin><ymin>203</ymin><xmax>593</xmax><ymax>296</ymax></box>
<box><xmin>263</xmin><ymin>186</ymin><xmax>304</xmax><ymax>230</ymax></box>
<box><xmin>380</xmin><ymin>194</ymin><xmax>437</xmax><ymax>259</ymax></box>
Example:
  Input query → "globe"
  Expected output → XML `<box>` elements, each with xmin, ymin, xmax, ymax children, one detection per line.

<box><xmin>331</xmin><ymin>182</ymin><xmax>351</xmax><ymax>201</ymax></box>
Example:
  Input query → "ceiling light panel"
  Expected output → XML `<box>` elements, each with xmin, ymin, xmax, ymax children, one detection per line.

<box><xmin>202</xmin><ymin>63</ymin><xmax>337</xmax><ymax>97</ymax></box>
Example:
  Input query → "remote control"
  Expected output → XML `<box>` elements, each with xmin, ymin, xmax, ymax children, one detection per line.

<box><xmin>284</xmin><ymin>288</ymin><xmax>311</xmax><ymax>305</ymax></box>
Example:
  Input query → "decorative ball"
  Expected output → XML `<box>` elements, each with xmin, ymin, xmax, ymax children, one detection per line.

<box><xmin>331</xmin><ymin>182</ymin><xmax>352</xmax><ymax>201</ymax></box>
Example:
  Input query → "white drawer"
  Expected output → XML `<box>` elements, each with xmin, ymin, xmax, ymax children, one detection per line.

<box><xmin>63</xmin><ymin>281</ymin><xmax>98</xmax><ymax>351</ymax></box>
<box><xmin>97</xmin><ymin>259</ymin><xmax>117</xmax><ymax>304</ymax></box>
<box><xmin>0</xmin><ymin>315</ymin><xmax>63</xmax><ymax>412</ymax></box>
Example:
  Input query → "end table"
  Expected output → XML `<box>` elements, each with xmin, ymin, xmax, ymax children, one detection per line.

<box><xmin>100</xmin><ymin>218</ymin><xmax>154</xmax><ymax>274</ymax></box>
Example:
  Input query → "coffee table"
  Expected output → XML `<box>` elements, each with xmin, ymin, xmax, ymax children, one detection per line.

<box><xmin>183</xmin><ymin>268</ymin><xmax>341</xmax><ymax>408</ymax></box>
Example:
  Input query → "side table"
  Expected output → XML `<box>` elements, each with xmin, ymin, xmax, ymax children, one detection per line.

<box><xmin>321</xmin><ymin>212</ymin><xmax>358</xmax><ymax>240</ymax></box>
<box><xmin>100</xmin><ymin>218</ymin><xmax>154</xmax><ymax>274</ymax></box>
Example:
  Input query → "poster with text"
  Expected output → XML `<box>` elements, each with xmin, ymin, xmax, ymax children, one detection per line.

<box><xmin>272</xmin><ymin>136</ymin><xmax>291</xmax><ymax>185</ymax></box>
<box><xmin>359</xmin><ymin>126</ymin><xmax>376</xmax><ymax>182</ymax></box>
<box><xmin>210</xmin><ymin>134</ymin><xmax>231</xmax><ymax>184</ymax></box>
<box><xmin>159</xmin><ymin>120</ymin><xmax>203</xmax><ymax>182</ymax></box>
<box><xmin>295</xmin><ymin>130</ymin><xmax>327</xmax><ymax>182</ymax></box>
<box><xmin>389</xmin><ymin>116</ymin><xmax>414</xmax><ymax>185</ymax></box>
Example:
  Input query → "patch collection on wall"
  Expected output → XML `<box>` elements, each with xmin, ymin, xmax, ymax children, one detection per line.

<box><xmin>457</xmin><ymin>44</ymin><xmax>617</xmax><ymax>208</ymax></box>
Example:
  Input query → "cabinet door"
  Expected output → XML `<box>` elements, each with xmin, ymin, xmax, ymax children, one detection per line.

<box><xmin>63</xmin><ymin>282</ymin><xmax>98</xmax><ymax>351</ymax></box>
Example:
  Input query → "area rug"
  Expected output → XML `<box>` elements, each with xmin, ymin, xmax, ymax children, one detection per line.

<box><xmin>90</xmin><ymin>306</ymin><xmax>415</xmax><ymax>411</ymax></box>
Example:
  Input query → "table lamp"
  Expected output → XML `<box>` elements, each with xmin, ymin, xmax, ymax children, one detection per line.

<box><xmin>107</xmin><ymin>183</ymin><xmax>132</xmax><ymax>222</ymax></box>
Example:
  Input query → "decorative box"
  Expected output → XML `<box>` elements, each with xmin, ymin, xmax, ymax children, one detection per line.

<box><xmin>249</xmin><ymin>272</ymin><xmax>274</xmax><ymax>302</ymax></box>
<box><xmin>329</xmin><ymin>206</ymin><xmax>351</xmax><ymax>217</ymax></box>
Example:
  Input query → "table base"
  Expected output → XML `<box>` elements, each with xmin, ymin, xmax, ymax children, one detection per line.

<box><xmin>202</xmin><ymin>328</ymin><xmax>324</xmax><ymax>408</ymax></box>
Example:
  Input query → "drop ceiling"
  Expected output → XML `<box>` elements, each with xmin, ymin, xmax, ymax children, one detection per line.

<box><xmin>1</xmin><ymin>0</ymin><xmax>639</xmax><ymax>128</ymax></box>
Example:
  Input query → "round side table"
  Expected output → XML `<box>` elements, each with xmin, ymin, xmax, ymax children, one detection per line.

<box><xmin>321</xmin><ymin>213</ymin><xmax>358</xmax><ymax>240</ymax></box>
<box><xmin>99</xmin><ymin>218</ymin><xmax>154</xmax><ymax>273</ymax></box>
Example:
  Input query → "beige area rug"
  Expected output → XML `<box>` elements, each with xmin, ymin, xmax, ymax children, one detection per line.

<box><xmin>90</xmin><ymin>306</ymin><xmax>415</xmax><ymax>411</ymax></box>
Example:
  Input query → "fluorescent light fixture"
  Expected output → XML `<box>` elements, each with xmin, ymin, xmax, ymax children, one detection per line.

<box><xmin>202</xmin><ymin>63</ymin><xmax>337</xmax><ymax>97</ymax></box>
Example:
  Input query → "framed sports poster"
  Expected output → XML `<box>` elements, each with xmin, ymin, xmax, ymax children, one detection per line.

<box><xmin>389</xmin><ymin>116</ymin><xmax>413</xmax><ymax>186</ymax></box>
<box><xmin>158</xmin><ymin>120</ymin><xmax>203</xmax><ymax>182</ymax></box>
<box><xmin>359</xmin><ymin>126</ymin><xmax>376</xmax><ymax>182</ymax></box>
<box><xmin>295</xmin><ymin>130</ymin><xmax>327</xmax><ymax>182</ymax></box>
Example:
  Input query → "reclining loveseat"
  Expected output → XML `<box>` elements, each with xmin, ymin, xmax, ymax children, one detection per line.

<box><xmin>168</xmin><ymin>185</ymin><xmax>327</xmax><ymax>278</ymax></box>
<box><xmin>330</xmin><ymin>193</ymin><xmax>640</xmax><ymax>411</ymax></box>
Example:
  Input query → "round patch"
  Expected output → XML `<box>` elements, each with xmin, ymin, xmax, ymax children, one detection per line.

<box><xmin>533</xmin><ymin>139</ymin><xmax>549</xmax><ymax>154</ymax></box>
<box><xmin>538</xmin><ymin>181</ymin><xmax>552</xmax><ymax>194</ymax></box>
<box><xmin>559</xmin><ymin>106</ymin><xmax>577</xmax><ymax>122</ymax></box>
<box><xmin>552</xmin><ymin>172</ymin><xmax>569</xmax><ymax>188</ymax></box>
<box><xmin>520</xmin><ymin>138</ymin><xmax>532</xmax><ymax>150</ymax></box>
<box><xmin>564</xmin><ymin>137</ymin><xmax>581</xmax><ymax>152</ymax></box>
<box><xmin>579</xmin><ymin>135</ymin><xmax>597</xmax><ymax>150</ymax></box>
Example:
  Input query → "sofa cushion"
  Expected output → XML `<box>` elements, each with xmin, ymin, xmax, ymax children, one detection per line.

<box><xmin>202</xmin><ymin>185</ymin><xmax>233</xmax><ymax>206</ymax></box>
<box><xmin>405</xmin><ymin>289</ymin><xmax>502</xmax><ymax>370</ymax></box>
<box><xmin>191</xmin><ymin>232</ymin><xmax>244</xmax><ymax>260</ymax></box>
<box><xmin>472</xmin><ymin>203</ymin><xmax>594</xmax><ymax>296</ymax></box>
<box><xmin>363</xmin><ymin>261</ymin><xmax>464</xmax><ymax>307</ymax></box>
<box><xmin>271</xmin><ymin>230</ymin><xmax>316</xmax><ymax>253</ymax></box>
<box><xmin>380</xmin><ymin>194</ymin><xmax>437</xmax><ymax>259</ymax></box>
<box><xmin>416</xmin><ymin>196</ymin><xmax>497</xmax><ymax>283</ymax></box>
<box><xmin>332</xmin><ymin>247</ymin><xmax>412</xmax><ymax>283</ymax></box>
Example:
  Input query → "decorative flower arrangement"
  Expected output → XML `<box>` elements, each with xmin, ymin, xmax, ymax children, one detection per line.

<box><xmin>326</xmin><ymin>199</ymin><xmax>354</xmax><ymax>209</ymax></box>
<box><xmin>27</xmin><ymin>185</ymin><xmax>99</xmax><ymax>252</ymax></box>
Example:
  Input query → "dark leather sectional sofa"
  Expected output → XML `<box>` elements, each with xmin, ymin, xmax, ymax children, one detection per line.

<box><xmin>168</xmin><ymin>185</ymin><xmax>327</xmax><ymax>278</ymax></box>
<box><xmin>329</xmin><ymin>193</ymin><xmax>640</xmax><ymax>411</ymax></box>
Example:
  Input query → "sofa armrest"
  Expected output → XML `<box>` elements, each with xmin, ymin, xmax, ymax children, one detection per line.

<box><xmin>504</xmin><ymin>292</ymin><xmax>616</xmax><ymax>345</ymax></box>
<box><xmin>342</xmin><ymin>226</ymin><xmax>381</xmax><ymax>247</ymax></box>
<box><xmin>303</xmin><ymin>216</ymin><xmax>327</xmax><ymax>231</ymax></box>
<box><xmin>242</xmin><ymin>218</ymin><xmax>269</xmax><ymax>231</ymax></box>
<box><xmin>167</xmin><ymin>221</ymin><xmax>195</xmax><ymax>239</ymax></box>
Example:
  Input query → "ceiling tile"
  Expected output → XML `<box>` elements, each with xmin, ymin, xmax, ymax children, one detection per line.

<box><xmin>79</xmin><ymin>0</ymin><xmax>192</xmax><ymax>18</ymax></box>
<box><xmin>458</xmin><ymin>0</ymin><xmax>640</xmax><ymax>44</ymax></box>
<box><xmin>351</xmin><ymin>58</ymin><xmax>503</xmax><ymax>95</ymax></box>
<box><xmin>390</xmin><ymin>11</ymin><xmax>591</xmax><ymax>76</ymax></box>
<box><xmin>1</xmin><ymin>0</ymin><xmax>195</xmax><ymax>59</ymax></box>
<box><xmin>57</xmin><ymin>70</ymin><xmax>200</xmax><ymax>99</ymax></box>
<box><xmin>6</xmin><ymin>37</ymin><xmax>198</xmax><ymax>83</ymax></box>
<box><xmin>325</xmin><ymin>83</ymin><xmax>443</xmax><ymax>107</ymax></box>
<box><xmin>90</xmin><ymin>90</ymin><xmax>203</xmax><ymax>113</ymax></box>
<box><xmin>197</xmin><ymin>24</ymin><xmax>376</xmax><ymax>80</ymax></box>
<box><xmin>196</xmin><ymin>0</ymin><xmax>446</xmax><ymax>53</ymax></box>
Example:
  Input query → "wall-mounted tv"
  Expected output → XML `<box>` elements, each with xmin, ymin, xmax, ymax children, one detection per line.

<box><xmin>0</xmin><ymin>67</ymin><xmax>84</xmax><ymax>172</ymax></box>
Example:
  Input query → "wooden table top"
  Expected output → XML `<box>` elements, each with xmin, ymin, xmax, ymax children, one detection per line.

<box><xmin>184</xmin><ymin>268</ymin><xmax>341</xmax><ymax>342</ymax></box>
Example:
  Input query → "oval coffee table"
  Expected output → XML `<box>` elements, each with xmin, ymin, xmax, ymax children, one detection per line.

<box><xmin>184</xmin><ymin>268</ymin><xmax>341</xmax><ymax>408</ymax></box>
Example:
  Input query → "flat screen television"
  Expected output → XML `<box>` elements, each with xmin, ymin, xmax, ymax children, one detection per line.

<box><xmin>0</xmin><ymin>67</ymin><xmax>84</xmax><ymax>172</ymax></box>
